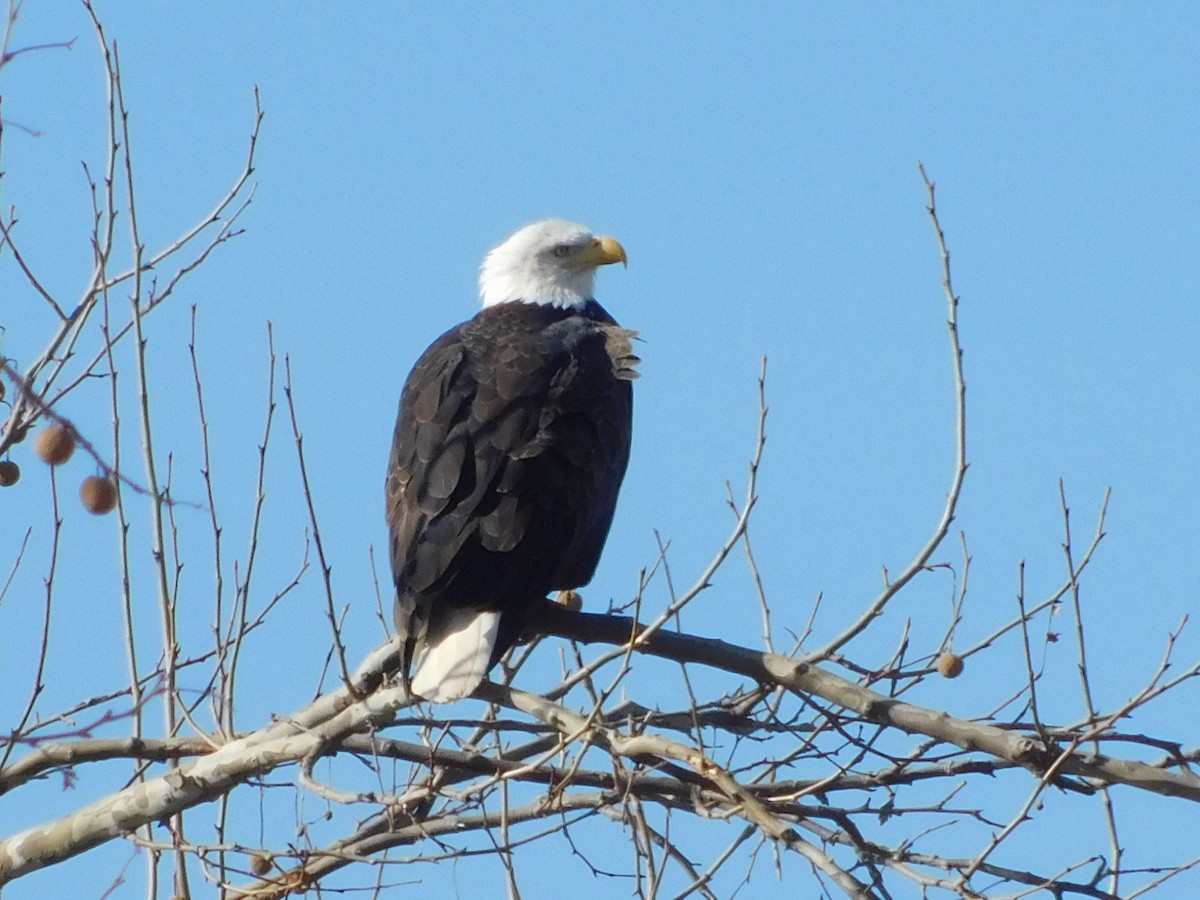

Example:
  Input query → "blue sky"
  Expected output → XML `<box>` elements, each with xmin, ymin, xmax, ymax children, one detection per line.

<box><xmin>2</xmin><ymin>2</ymin><xmax>1198</xmax><ymax>897</ymax></box>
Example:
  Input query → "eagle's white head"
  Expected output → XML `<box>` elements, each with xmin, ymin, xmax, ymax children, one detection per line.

<box><xmin>479</xmin><ymin>219</ymin><xmax>627</xmax><ymax>309</ymax></box>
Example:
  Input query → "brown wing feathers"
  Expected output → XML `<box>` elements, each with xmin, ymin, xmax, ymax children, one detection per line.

<box><xmin>387</xmin><ymin>301</ymin><xmax>635</xmax><ymax>695</ymax></box>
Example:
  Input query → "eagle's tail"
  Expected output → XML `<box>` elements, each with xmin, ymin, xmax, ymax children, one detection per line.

<box><xmin>410</xmin><ymin>608</ymin><xmax>501</xmax><ymax>703</ymax></box>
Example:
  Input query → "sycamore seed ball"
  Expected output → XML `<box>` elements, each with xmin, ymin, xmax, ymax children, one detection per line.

<box><xmin>80</xmin><ymin>476</ymin><xmax>117</xmax><ymax>514</ymax></box>
<box><xmin>249</xmin><ymin>853</ymin><xmax>272</xmax><ymax>876</ymax></box>
<box><xmin>35</xmin><ymin>425</ymin><xmax>75</xmax><ymax>465</ymax></box>
<box><xmin>937</xmin><ymin>652</ymin><xmax>965</xmax><ymax>679</ymax></box>
<box><xmin>0</xmin><ymin>460</ymin><xmax>19</xmax><ymax>487</ymax></box>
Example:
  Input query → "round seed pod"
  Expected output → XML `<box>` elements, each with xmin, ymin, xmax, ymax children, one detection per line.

<box><xmin>936</xmin><ymin>652</ymin><xmax>965</xmax><ymax>679</ymax></box>
<box><xmin>0</xmin><ymin>460</ymin><xmax>19</xmax><ymax>486</ymax></box>
<box><xmin>36</xmin><ymin>426</ymin><xmax>75</xmax><ymax>465</ymax></box>
<box><xmin>80</xmin><ymin>475</ymin><xmax>118</xmax><ymax>514</ymax></box>
<box><xmin>249</xmin><ymin>853</ymin><xmax>272</xmax><ymax>876</ymax></box>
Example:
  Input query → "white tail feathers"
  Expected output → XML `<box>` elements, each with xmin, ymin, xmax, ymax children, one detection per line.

<box><xmin>410</xmin><ymin>609</ymin><xmax>501</xmax><ymax>703</ymax></box>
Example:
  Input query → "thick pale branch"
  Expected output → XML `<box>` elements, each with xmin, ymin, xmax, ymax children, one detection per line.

<box><xmin>489</xmin><ymin>684</ymin><xmax>876</xmax><ymax>899</ymax></box>
<box><xmin>529</xmin><ymin>604</ymin><xmax>1200</xmax><ymax>803</ymax></box>
<box><xmin>4</xmin><ymin>601</ymin><xmax>1198</xmax><ymax>884</ymax></box>
<box><xmin>0</xmin><ymin>642</ymin><xmax>402</xmax><ymax>882</ymax></box>
<box><xmin>0</xmin><ymin>737</ymin><xmax>212</xmax><ymax>795</ymax></box>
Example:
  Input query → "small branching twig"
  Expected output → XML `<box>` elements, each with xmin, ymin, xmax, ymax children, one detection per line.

<box><xmin>810</xmin><ymin>164</ymin><xmax>969</xmax><ymax>661</ymax></box>
<box><xmin>283</xmin><ymin>356</ymin><xmax>354</xmax><ymax>693</ymax></box>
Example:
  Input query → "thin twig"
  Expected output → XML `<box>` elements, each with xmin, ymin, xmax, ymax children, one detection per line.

<box><xmin>810</xmin><ymin>165</ymin><xmax>968</xmax><ymax>661</ymax></box>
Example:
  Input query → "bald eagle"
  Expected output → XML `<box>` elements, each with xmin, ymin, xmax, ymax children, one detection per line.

<box><xmin>386</xmin><ymin>220</ymin><xmax>637</xmax><ymax>703</ymax></box>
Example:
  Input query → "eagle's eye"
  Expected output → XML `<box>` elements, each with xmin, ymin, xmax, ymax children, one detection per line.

<box><xmin>551</xmin><ymin>244</ymin><xmax>571</xmax><ymax>258</ymax></box>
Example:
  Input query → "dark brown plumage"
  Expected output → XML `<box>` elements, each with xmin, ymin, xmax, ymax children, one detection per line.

<box><xmin>387</xmin><ymin>296</ymin><xmax>637</xmax><ymax>701</ymax></box>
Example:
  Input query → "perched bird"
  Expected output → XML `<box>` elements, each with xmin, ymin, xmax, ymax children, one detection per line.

<box><xmin>386</xmin><ymin>220</ymin><xmax>638</xmax><ymax>702</ymax></box>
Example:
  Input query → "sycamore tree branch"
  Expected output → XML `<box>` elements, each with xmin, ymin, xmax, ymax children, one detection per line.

<box><xmin>527</xmin><ymin>603</ymin><xmax>1200</xmax><ymax>802</ymax></box>
<box><xmin>0</xmin><ymin>726</ymin><xmax>1017</xmax><ymax>814</ymax></box>
<box><xmin>0</xmin><ymin>641</ymin><xmax>403</xmax><ymax>883</ymax></box>
<box><xmin>0</xmin><ymin>10</ymin><xmax>262</xmax><ymax>460</ymax></box>
<box><xmin>3</xmin><ymin>602</ymin><xmax>1197</xmax><ymax>885</ymax></box>
<box><xmin>232</xmin><ymin>794</ymin><xmax>612</xmax><ymax>898</ymax></box>
<box><xmin>0</xmin><ymin>737</ymin><xmax>212</xmax><ymax>796</ymax></box>
<box><xmin>484</xmin><ymin>683</ymin><xmax>876</xmax><ymax>899</ymax></box>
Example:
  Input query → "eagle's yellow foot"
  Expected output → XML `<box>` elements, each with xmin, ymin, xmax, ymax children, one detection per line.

<box><xmin>555</xmin><ymin>590</ymin><xmax>583</xmax><ymax>612</ymax></box>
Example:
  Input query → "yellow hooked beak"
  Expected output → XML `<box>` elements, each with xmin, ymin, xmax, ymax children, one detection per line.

<box><xmin>579</xmin><ymin>235</ymin><xmax>628</xmax><ymax>269</ymax></box>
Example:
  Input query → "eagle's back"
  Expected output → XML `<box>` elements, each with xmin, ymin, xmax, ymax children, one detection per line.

<box><xmin>387</xmin><ymin>300</ymin><xmax>636</xmax><ymax>694</ymax></box>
